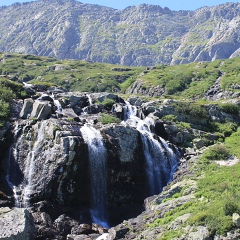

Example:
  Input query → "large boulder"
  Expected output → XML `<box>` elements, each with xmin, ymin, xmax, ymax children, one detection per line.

<box><xmin>102</xmin><ymin>125</ymin><xmax>140</xmax><ymax>163</ymax></box>
<box><xmin>19</xmin><ymin>98</ymin><xmax>34</xmax><ymax>119</ymax></box>
<box><xmin>232</xmin><ymin>213</ymin><xmax>240</xmax><ymax>227</ymax></box>
<box><xmin>30</xmin><ymin>100</ymin><xmax>52</xmax><ymax>120</ymax></box>
<box><xmin>0</xmin><ymin>207</ymin><xmax>37</xmax><ymax>240</ymax></box>
<box><xmin>112</xmin><ymin>103</ymin><xmax>124</xmax><ymax>119</ymax></box>
<box><xmin>62</xmin><ymin>108</ymin><xmax>80</xmax><ymax>121</ymax></box>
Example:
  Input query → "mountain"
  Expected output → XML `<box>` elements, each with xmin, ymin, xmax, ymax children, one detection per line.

<box><xmin>1</xmin><ymin>0</ymin><xmax>240</xmax><ymax>66</ymax></box>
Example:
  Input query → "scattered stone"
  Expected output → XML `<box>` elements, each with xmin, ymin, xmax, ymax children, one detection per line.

<box><xmin>232</xmin><ymin>213</ymin><xmax>240</xmax><ymax>227</ymax></box>
<box><xmin>71</xmin><ymin>224</ymin><xmax>93</xmax><ymax>235</ymax></box>
<box><xmin>187</xmin><ymin>226</ymin><xmax>212</xmax><ymax>240</ymax></box>
<box><xmin>168</xmin><ymin>213</ymin><xmax>191</xmax><ymax>230</ymax></box>
<box><xmin>67</xmin><ymin>234</ymin><xmax>92</xmax><ymax>240</ymax></box>
<box><xmin>215</xmin><ymin>157</ymin><xmax>239</xmax><ymax>166</ymax></box>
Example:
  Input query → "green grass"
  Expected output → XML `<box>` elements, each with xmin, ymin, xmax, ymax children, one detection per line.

<box><xmin>140</xmin><ymin>61</ymin><xmax>220</xmax><ymax>97</ymax></box>
<box><xmin>218</xmin><ymin>103</ymin><xmax>240</xmax><ymax>115</ymax></box>
<box><xmin>171</xmin><ymin>101</ymin><xmax>209</xmax><ymax>119</ymax></box>
<box><xmin>1</xmin><ymin>52</ymin><xmax>240</xmax><ymax>99</ymax></box>
<box><xmin>148</xmin><ymin>129</ymin><xmax>240</xmax><ymax>236</ymax></box>
<box><xmin>101</xmin><ymin>98</ymin><xmax>116</xmax><ymax>111</ymax></box>
<box><xmin>0</xmin><ymin>52</ymin><xmax>143</xmax><ymax>93</ymax></box>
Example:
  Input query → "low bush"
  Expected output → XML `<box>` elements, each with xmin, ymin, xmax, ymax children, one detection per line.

<box><xmin>218</xmin><ymin>103</ymin><xmax>240</xmax><ymax>115</ymax></box>
<box><xmin>101</xmin><ymin>98</ymin><xmax>116</xmax><ymax>111</ymax></box>
<box><xmin>172</xmin><ymin>102</ymin><xmax>209</xmax><ymax>119</ymax></box>
<box><xmin>98</xmin><ymin>113</ymin><xmax>121</xmax><ymax>125</ymax></box>
<box><xmin>161</xmin><ymin>114</ymin><xmax>177</xmax><ymax>123</ymax></box>
<box><xmin>201</xmin><ymin>144</ymin><xmax>230</xmax><ymax>160</ymax></box>
<box><xmin>0</xmin><ymin>78</ymin><xmax>27</xmax><ymax>127</ymax></box>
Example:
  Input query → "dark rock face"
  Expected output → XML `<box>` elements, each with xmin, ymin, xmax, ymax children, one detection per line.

<box><xmin>5</xmin><ymin>119</ymin><xmax>151</xmax><ymax>226</ymax></box>
<box><xmin>1</xmin><ymin>1</ymin><xmax>240</xmax><ymax>66</ymax></box>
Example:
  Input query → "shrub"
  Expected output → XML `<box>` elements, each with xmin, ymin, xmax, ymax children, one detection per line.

<box><xmin>218</xmin><ymin>103</ymin><xmax>240</xmax><ymax>115</ymax></box>
<box><xmin>202</xmin><ymin>144</ymin><xmax>230</xmax><ymax>160</ymax></box>
<box><xmin>176</xmin><ymin>122</ymin><xmax>191</xmax><ymax>130</ymax></box>
<box><xmin>0</xmin><ymin>79</ymin><xmax>27</xmax><ymax>127</ymax></box>
<box><xmin>0</xmin><ymin>100</ymin><xmax>10</xmax><ymax>127</ymax></box>
<box><xmin>172</xmin><ymin>102</ymin><xmax>209</xmax><ymax>119</ymax></box>
<box><xmin>67</xmin><ymin>117</ymin><xmax>75</xmax><ymax>122</ymax></box>
<box><xmin>98</xmin><ymin>113</ymin><xmax>121</xmax><ymax>125</ymax></box>
<box><xmin>101</xmin><ymin>98</ymin><xmax>115</xmax><ymax>111</ymax></box>
<box><xmin>223</xmin><ymin>201</ymin><xmax>240</xmax><ymax>216</ymax></box>
<box><xmin>161</xmin><ymin>114</ymin><xmax>177</xmax><ymax>123</ymax></box>
<box><xmin>208</xmin><ymin>122</ymin><xmax>238</xmax><ymax>137</ymax></box>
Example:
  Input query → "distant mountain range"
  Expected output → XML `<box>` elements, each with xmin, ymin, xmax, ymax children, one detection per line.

<box><xmin>1</xmin><ymin>0</ymin><xmax>240</xmax><ymax>66</ymax></box>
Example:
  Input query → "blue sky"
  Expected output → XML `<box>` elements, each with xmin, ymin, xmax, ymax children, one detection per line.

<box><xmin>1</xmin><ymin>0</ymin><xmax>239</xmax><ymax>11</ymax></box>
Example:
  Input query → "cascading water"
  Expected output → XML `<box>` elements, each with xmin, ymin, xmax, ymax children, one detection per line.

<box><xmin>80</xmin><ymin>124</ymin><xmax>108</xmax><ymax>227</ymax></box>
<box><xmin>123</xmin><ymin>101</ymin><xmax>179</xmax><ymax>195</ymax></box>
<box><xmin>7</xmin><ymin>121</ymin><xmax>47</xmax><ymax>208</ymax></box>
<box><xmin>124</xmin><ymin>101</ymin><xmax>137</xmax><ymax>121</ymax></box>
<box><xmin>23</xmin><ymin>121</ymin><xmax>47</xmax><ymax>207</ymax></box>
<box><xmin>87</xmin><ymin>94</ymin><xmax>93</xmax><ymax>106</ymax></box>
<box><xmin>51</xmin><ymin>93</ymin><xmax>62</xmax><ymax>114</ymax></box>
<box><xmin>82</xmin><ymin>94</ymin><xmax>93</xmax><ymax>115</ymax></box>
<box><xmin>6</xmin><ymin>122</ymin><xmax>25</xmax><ymax>207</ymax></box>
<box><xmin>6</xmin><ymin>146</ymin><xmax>21</xmax><ymax>207</ymax></box>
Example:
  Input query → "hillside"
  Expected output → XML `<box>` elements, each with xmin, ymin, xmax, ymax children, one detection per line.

<box><xmin>1</xmin><ymin>52</ymin><xmax>240</xmax><ymax>99</ymax></box>
<box><xmin>1</xmin><ymin>0</ymin><xmax>240</xmax><ymax>66</ymax></box>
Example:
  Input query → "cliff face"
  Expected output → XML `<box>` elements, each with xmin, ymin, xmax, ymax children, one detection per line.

<box><xmin>6</xmin><ymin>119</ymin><xmax>150</xmax><ymax>225</ymax></box>
<box><xmin>1</xmin><ymin>0</ymin><xmax>240</xmax><ymax>66</ymax></box>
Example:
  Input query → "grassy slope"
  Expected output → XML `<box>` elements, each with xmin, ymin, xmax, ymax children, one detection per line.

<box><xmin>0</xmin><ymin>53</ymin><xmax>143</xmax><ymax>92</ymax></box>
<box><xmin>1</xmin><ymin>53</ymin><xmax>240</xmax><ymax>98</ymax></box>
<box><xmin>147</xmin><ymin>129</ymin><xmax>240</xmax><ymax>239</ymax></box>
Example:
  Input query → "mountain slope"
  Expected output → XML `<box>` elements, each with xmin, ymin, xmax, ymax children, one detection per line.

<box><xmin>0</xmin><ymin>0</ymin><xmax>240</xmax><ymax>66</ymax></box>
<box><xmin>1</xmin><ymin>0</ymin><xmax>240</xmax><ymax>66</ymax></box>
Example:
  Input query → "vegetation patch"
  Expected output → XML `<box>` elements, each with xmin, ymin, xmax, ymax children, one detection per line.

<box><xmin>148</xmin><ymin>129</ymin><xmax>240</xmax><ymax>236</ymax></box>
<box><xmin>171</xmin><ymin>101</ymin><xmax>209</xmax><ymax>119</ymax></box>
<box><xmin>0</xmin><ymin>78</ymin><xmax>27</xmax><ymax>127</ymax></box>
<box><xmin>101</xmin><ymin>98</ymin><xmax>116</xmax><ymax>111</ymax></box>
<box><xmin>98</xmin><ymin>113</ymin><xmax>121</xmax><ymax>125</ymax></box>
<box><xmin>218</xmin><ymin>103</ymin><xmax>240</xmax><ymax>115</ymax></box>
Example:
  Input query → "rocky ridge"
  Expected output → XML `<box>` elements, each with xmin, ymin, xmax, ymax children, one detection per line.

<box><xmin>1</xmin><ymin>1</ymin><xmax>240</xmax><ymax>65</ymax></box>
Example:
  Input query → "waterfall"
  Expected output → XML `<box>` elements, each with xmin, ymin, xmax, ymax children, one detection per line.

<box><xmin>82</xmin><ymin>94</ymin><xmax>93</xmax><ymax>115</ymax></box>
<box><xmin>6</xmin><ymin>147</ymin><xmax>21</xmax><ymax>207</ymax></box>
<box><xmin>80</xmin><ymin>124</ymin><xmax>108</xmax><ymax>227</ymax></box>
<box><xmin>54</xmin><ymin>99</ymin><xmax>62</xmax><ymax>114</ymax></box>
<box><xmin>22</xmin><ymin>121</ymin><xmax>47</xmax><ymax>207</ymax></box>
<box><xmin>51</xmin><ymin>93</ymin><xmax>62</xmax><ymax>114</ymax></box>
<box><xmin>87</xmin><ymin>94</ymin><xmax>93</xmax><ymax>106</ymax></box>
<box><xmin>6</xmin><ymin>122</ymin><xmax>24</xmax><ymax>207</ymax></box>
<box><xmin>123</xmin><ymin>101</ymin><xmax>179</xmax><ymax>195</ymax></box>
<box><xmin>124</xmin><ymin>101</ymin><xmax>137</xmax><ymax>121</ymax></box>
<box><xmin>6</xmin><ymin>121</ymin><xmax>48</xmax><ymax>208</ymax></box>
